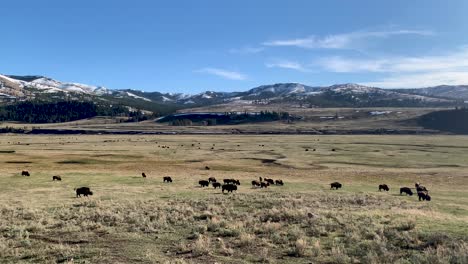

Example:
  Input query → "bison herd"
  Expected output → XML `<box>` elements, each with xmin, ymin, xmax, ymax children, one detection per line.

<box><xmin>17</xmin><ymin>169</ymin><xmax>432</xmax><ymax>202</ymax></box>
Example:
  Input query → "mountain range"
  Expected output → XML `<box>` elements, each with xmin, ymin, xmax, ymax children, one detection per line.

<box><xmin>1</xmin><ymin>74</ymin><xmax>466</xmax><ymax>114</ymax></box>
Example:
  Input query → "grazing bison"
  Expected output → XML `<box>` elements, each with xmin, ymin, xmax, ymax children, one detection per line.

<box><xmin>76</xmin><ymin>187</ymin><xmax>93</xmax><ymax>197</ymax></box>
<box><xmin>208</xmin><ymin>177</ymin><xmax>217</xmax><ymax>183</ymax></box>
<box><xmin>400</xmin><ymin>187</ymin><xmax>413</xmax><ymax>196</ymax></box>
<box><xmin>142</xmin><ymin>172</ymin><xmax>147</xmax><ymax>178</ymax></box>
<box><xmin>234</xmin><ymin>179</ymin><xmax>240</xmax><ymax>185</ymax></box>
<box><xmin>418</xmin><ymin>191</ymin><xmax>431</xmax><ymax>201</ymax></box>
<box><xmin>265</xmin><ymin>178</ymin><xmax>274</xmax><ymax>185</ymax></box>
<box><xmin>163</xmin><ymin>176</ymin><xmax>173</xmax><ymax>183</ymax></box>
<box><xmin>305</xmin><ymin>148</ymin><xmax>309</xmax><ymax>151</ymax></box>
<box><xmin>212</xmin><ymin>182</ymin><xmax>221</xmax><ymax>189</ymax></box>
<box><xmin>222</xmin><ymin>184</ymin><xmax>237</xmax><ymax>193</ymax></box>
<box><xmin>52</xmin><ymin>176</ymin><xmax>62</xmax><ymax>181</ymax></box>
<box><xmin>205</xmin><ymin>166</ymin><xmax>211</xmax><ymax>170</ymax></box>
<box><xmin>21</xmin><ymin>171</ymin><xmax>30</xmax><ymax>177</ymax></box>
<box><xmin>199</xmin><ymin>180</ymin><xmax>209</xmax><ymax>187</ymax></box>
<box><xmin>378</xmin><ymin>184</ymin><xmax>389</xmax><ymax>192</ymax></box>
<box><xmin>330</xmin><ymin>182</ymin><xmax>342</xmax><ymax>190</ymax></box>
<box><xmin>259</xmin><ymin>177</ymin><xmax>263</xmax><ymax>182</ymax></box>
<box><xmin>260</xmin><ymin>182</ymin><xmax>269</xmax><ymax>188</ymax></box>
<box><xmin>252</xmin><ymin>180</ymin><xmax>261</xmax><ymax>187</ymax></box>
<box><xmin>331</xmin><ymin>149</ymin><xmax>336</xmax><ymax>152</ymax></box>
<box><xmin>275</xmin><ymin>180</ymin><xmax>284</xmax><ymax>186</ymax></box>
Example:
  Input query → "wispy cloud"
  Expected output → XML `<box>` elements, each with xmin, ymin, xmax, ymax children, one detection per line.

<box><xmin>362</xmin><ymin>71</ymin><xmax>468</xmax><ymax>88</ymax></box>
<box><xmin>316</xmin><ymin>47</ymin><xmax>468</xmax><ymax>73</ymax></box>
<box><xmin>314</xmin><ymin>46</ymin><xmax>468</xmax><ymax>88</ymax></box>
<box><xmin>263</xmin><ymin>29</ymin><xmax>434</xmax><ymax>49</ymax></box>
<box><xmin>265</xmin><ymin>60</ymin><xmax>311</xmax><ymax>72</ymax></box>
<box><xmin>229</xmin><ymin>46</ymin><xmax>264</xmax><ymax>54</ymax></box>
<box><xmin>196</xmin><ymin>67</ymin><xmax>247</xmax><ymax>80</ymax></box>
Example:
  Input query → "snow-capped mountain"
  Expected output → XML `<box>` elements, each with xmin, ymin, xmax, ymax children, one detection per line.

<box><xmin>0</xmin><ymin>74</ymin><xmax>464</xmax><ymax>110</ymax></box>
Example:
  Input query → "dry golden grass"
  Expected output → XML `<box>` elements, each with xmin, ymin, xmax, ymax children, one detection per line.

<box><xmin>0</xmin><ymin>134</ymin><xmax>467</xmax><ymax>263</ymax></box>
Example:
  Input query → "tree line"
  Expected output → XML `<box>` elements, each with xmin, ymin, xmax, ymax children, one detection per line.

<box><xmin>0</xmin><ymin>101</ymin><xmax>133</xmax><ymax>123</ymax></box>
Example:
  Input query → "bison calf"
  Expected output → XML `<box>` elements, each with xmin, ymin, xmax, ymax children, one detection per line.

<box><xmin>400</xmin><ymin>187</ymin><xmax>413</xmax><ymax>196</ymax></box>
<box><xmin>52</xmin><ymin>176</ymin><xmax>62</xmax><ymax>181</ymax></box>
<box><xmin>163</xmin><ymin>176</ymin><xmax>173</xmax><ymax>183</ymax></box>
<box><xmin>378</xmin><ymin>184</ymin><xmax>389</xmax><ymax>192</ymax></box>
<box><xmin>199</xmin><ymin>180</ymin><xmax>209</xmax><ymax>187</ymax></box>
<box><xmin>330</xmin><ymin>182</ymin><xmax>342</xmax><ymax>190</ymax></box>
<box><xmin>76</xmin><ymin>187</ymin><xmax>93</xmax><ymax>197</ymax></box>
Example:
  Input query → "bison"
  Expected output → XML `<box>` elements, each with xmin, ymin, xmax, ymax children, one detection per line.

<box><xmin>222</xmin><ymin>184</ymin><xmax>237</xmax><ymax>193</ymax></box>
<box><xmin>142</xmin><ymin>172</ymin><xmax>147</xmax><ymax>178</ymax></box>
<box><xmin>76</xmin><ymin>187</ymin><xmax>93</xmax><ymax>197</ymax></box>
<box><xmin>378</xmin><ymin>184</ymin><xmax>389</xmax><ymax>192</ymax></box>
<box><xmin>208</xmin><ymin>177</ymin><xmax>217</xmax><ymax>183</ymax></box>
<box><xmin>21</xmin><ymin>170</ymin><xmax>30</xmax><ymax>177</ymax></box>
<box><xmin>212</xmin><ymin>182</ymin><xmax>221</xmax><ymax>189</ymax></box>
<box><xmin>205</xmin><ymin>166</ymin><xmax>211</xmax><ymax>170</ymax></box>
<box><xmin>418</xmin><ymin>191</ymin><xmax>431</xmax><ymax>201</ymax></box>
<box><xmin>330</xmin><ymin>182</ymin><xmax>342</xmax><ymax>190</ymax></box>
<box><xmin>252</xmin><ymin>180</ymin><xmax>261</xmax><ymax>187</ymax></box>
<box><xmin>260</xmin><ymin>182</ymin><xmax>269</xmax><ymax>188</ymax></box>
<box><xmin>400</xmin><ymin>187</ymin><xmax>413</xmax><ymax>196</ymax></box>
<box><xmin>199</xmin><ymin>180</ymin><xmax>209</xmax><ymax>187</ymax></box>
<box><xmin>275</xmin><ymin>180</ymin><xmax>284</xmax><ymax>186</ymax></box>
<box><xmin>163</xmin><ymin>176</ymin><xmax>173</xmax><ymax>183</ymax></box>
<box><xmin>265</xmin><ymin>178</ymin><xmax>274</xmax><ymax>185</ymax></box>
<box><xmin>52</xmin><ymin>176</ymin><xmax>62</xmax><ymax>181</ymax></box>
<box><xmin>415</xmin><ymin>183</ymin><xmax>428</xmax><ymax>192</ymax></box>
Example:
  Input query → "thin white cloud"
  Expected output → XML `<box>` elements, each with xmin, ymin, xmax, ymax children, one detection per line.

<box><xmin>265</xmin><ymin>60</ymin><xmax>311</xmax><ymax>72</ymax></box>
<box><xmin>314</xmin><ymin>46</ymin><xmax>468</xmax><ymax>88</ymax></box>
<box><xmin>196</xmin><ymin>67</ymin><xmax>247</xmax><ymax>80</ymax></box>
<box><xmin>263</xmin><ymin>29</ymin><xmax>434</xmax><ymax>49</ymax></box>
<box><xmin>362</xmin><ymin>71</ymin><xmax>468</xmax><ymax>88</ymax></box>
<box><xmin>229</xmin><ymin>46</ymin><xmax>264</xmax><ymax>54</ymax></box>
<box><xmin>316</xmin><ymin>47</ymin><xmax>468</xmax><ymax>73</ymax></box>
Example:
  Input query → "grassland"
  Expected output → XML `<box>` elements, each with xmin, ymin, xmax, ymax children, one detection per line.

<box><xmin>0</xmin><ymin>134</ymin><xmax>467</xmax><ymax>263</ymax></box>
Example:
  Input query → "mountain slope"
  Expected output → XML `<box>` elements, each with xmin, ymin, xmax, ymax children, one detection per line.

<box><xmin>1</xmin><ymin>74</ymin><xmax>465</xmax><ymax>112</ymax></box>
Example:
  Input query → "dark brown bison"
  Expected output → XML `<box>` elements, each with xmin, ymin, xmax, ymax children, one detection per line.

<box><xmin>21</xmin><ymin>170</ymin><xmax>30</xmax><ymax>177</ymax></box>
<box><xmin>305</xmin><ymin>148</ymin><xmax>309</xmax><ymax>151</ymax></box>
<box><xmin>163</xmin><ymin>176</ymin><xmax>173</xmax><ymax>183</ymax></box>
<box><xmin>275</xmin><ymin>180</ymin><xmax>284</xmax><ymax>186</ymax></box>
<box><xmin>252</xmin><ymin>180</ymin><xmax>261</xmax><ymax>187</ymax></box>
<box><xmin>378</xmin><ymin>184</ymin><xmax>389</xmax><ymax>192</ymax></box>
<box><xmin>208</xmin><ymin>177</ymin><xmax>217</xmax><ymax>183</ymax></box>
<box><xmin>142</xmin><ymin>172</ymin><xmax>147</xmax><ymax>178</ymax></box>
<box><xmin>418</xmin><ymin>191</ymin><xmax>431</xmax><ymax>201</ymax></box>
<box><xmin>205</xmin><ymin>166</ymin><xmax>211</xmax><ymax>170</ymax></box>
<box><xmin>259</xmin><ymin>176</ymin><xmax>263</xmax><ymax>182</ymax></box>
<box><xmin>222</xmin><ymin>184</ymin><xmax>237</xmax><ymax>193</ymax></box>
<box><xmin>260</xmin><ymin>182</ymin><xmax>269</xmax><ymax>188</ymax></box>
<box><xmin>212</xmin><ymin>182</ymin><xmax>221</xmax><ymax>189</ymax></box>
<box><xmin>52</xmin><ymin>176</ymin><xmax>62</xmax><ymax>181</ymax></box>
<box><xmin>400</xmin><ymin>187</ymin><xmax>413</xmax><ymax>196</ymax></box>
<box><xmin>223</xmin><ymin>179</ymin><xmax>240</xmax><ymax>185</ymax></box>
<box><xmin>330</xmin><ymin>182</ymin><xmax>342</xmax><ymax>190</ymax></box>
<box><xmin>415</xmin><ymin>183</ymin><xmax>428</xmax><ymax>192</ymax></box>
<box><xmin>76</xmin><ymin>187</ymin><xmax>93</xmax><ymax>197</ymax></box>
<box><xmin>199</xmin><ymin>180</ymin><xmax>209</xmax><ymax>187</ymax></box>
<box><xmin>265</xmin><ymin>178</ymin><xmax>274</xmax><ymax>185</ymax></box>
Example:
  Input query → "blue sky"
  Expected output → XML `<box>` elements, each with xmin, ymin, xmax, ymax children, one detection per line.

<box><xmin>1</xmin><ymin>0</ymin><xmax>468</xmax><ymax>93</ymax></box>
